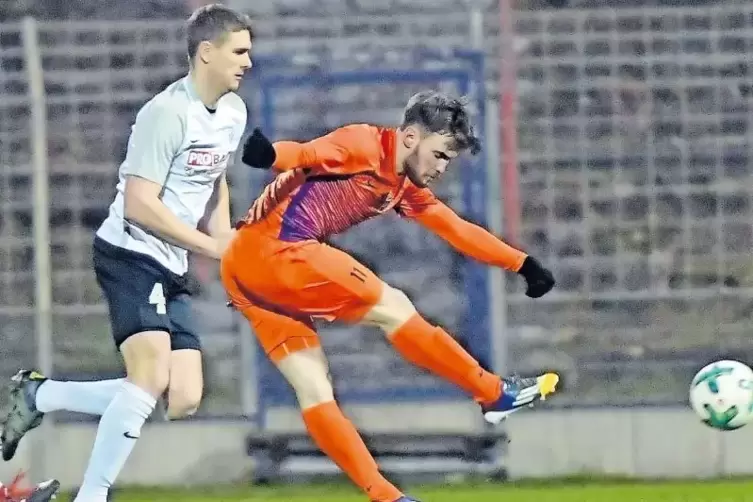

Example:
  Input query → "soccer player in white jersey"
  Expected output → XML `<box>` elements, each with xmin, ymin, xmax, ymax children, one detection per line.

<box><xmin>0</xmin><ymin>5</ymin><xmax>252</xmax><ymax>501</ymax></box>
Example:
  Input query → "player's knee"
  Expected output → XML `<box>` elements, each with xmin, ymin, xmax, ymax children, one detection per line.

<box><xmin>120</xmin><ymin>331</ymin><xmax>172</xmax><ymax>398</ymax></box>
<box><xmin>166</xmin><ymin>384</ymin><xmax>203</xmax><ymax>419</ymax></box>
<box><xmin>166</xmin><ymin>348</ymin><xmax>203</xmax><ymax>419</ymax></box>
<box><xmin>276</xmin><ymin>349</ymin><xmax>335</xmax><ymax>409</ymax></box>
<box><xmin>363</xmin><ymin>284</ymin><xmax>417</xmax><ymax>335</ymax></box>
<box><xmin>293</xmin><ymin>375</ymin><xmax>335</xmax><ymax>410</ymax></box>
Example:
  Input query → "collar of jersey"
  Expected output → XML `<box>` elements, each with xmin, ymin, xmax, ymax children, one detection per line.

<box><xmin>182</xmin><ymin>74</ymin><xmax>200</xmax><ymax>102</ymax></box>
<box><xmin>182</xmin><ymin>74</ymin><xmax>217</xmax><ymax>113</ymax></box>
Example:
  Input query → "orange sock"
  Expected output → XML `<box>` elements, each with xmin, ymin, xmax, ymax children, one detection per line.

<box><xmin>302</xmin><ymin>401</ymin><xmax>402</xmax><ymax>502</ymax></box>
<box><xmin>389</xmin><ymin>313</ymin><xmax>502</xmax><ymax>404</ymax></box>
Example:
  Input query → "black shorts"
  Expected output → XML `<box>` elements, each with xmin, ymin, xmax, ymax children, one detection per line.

<box><xmin>93</xmin><ymin>236</ymin><xmax>201</xmax><ymax>351</ymax></box>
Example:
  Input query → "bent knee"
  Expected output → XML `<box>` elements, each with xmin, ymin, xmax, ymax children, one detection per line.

<box><xmin>166</xmin><ymin>385</ymin><xmax>203</xmax><ymax>419</ymax></box>
<box><xmin>293</xmin><ymin>377</ymin><xmax>335</xmax><ymax>410</ymax></box>
<box><xmin>363</xmin><ymin>284</ymin><xmax>417</xmax><ymax>334</ymax></box>
<box><xmin>276</xmin><ymin>349</ymin><xmax>335</xmax><ymax>409</ymax></box>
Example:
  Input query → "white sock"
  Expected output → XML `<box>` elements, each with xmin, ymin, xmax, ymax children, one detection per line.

<box><xmin>35</xmin><ymin>379</ymin><xmax>125</xmax><ymax>415</ymax></box>
<box><xmin>73</xmin><ymin>381</ymin><xmax>155</xmax><ymax>502</ymax></box>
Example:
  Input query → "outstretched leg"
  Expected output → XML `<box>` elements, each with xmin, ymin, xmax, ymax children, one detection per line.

<box><xmin>1</xmin><ymin>344</ymin><xmax>202</xmax><ymax>462</ymax></box>
<box><xmin>0</xmin><ymin>371</ymin><xmax>125</xmax><ymax>461</ymax></box>
<box><xmin>362</xmin><ymin>284</ymin><xmax>558</xmax><ymax>422</ymax></box>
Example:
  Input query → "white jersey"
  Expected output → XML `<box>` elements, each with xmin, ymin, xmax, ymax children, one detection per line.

<box><xmin>97</xmin><ymin>76</ymin><xmax>247</xmax><ymax>275</ymax></box>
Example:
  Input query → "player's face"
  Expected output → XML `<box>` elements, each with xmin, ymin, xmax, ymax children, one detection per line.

<box><xmin>403</xmin><ymin>131</ymin><xmax>458</xmax><ymax>188</ymax></box>
<box><xmin>206</xmin><ymin>30</ymin><xmax>253</xmax><ymax>92</ymax></box>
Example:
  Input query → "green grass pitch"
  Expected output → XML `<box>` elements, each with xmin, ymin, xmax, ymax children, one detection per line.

<box><xmin>96</xmin><ymin>479</ymin><xmax>753</xmax><ymax>502</ymax></box>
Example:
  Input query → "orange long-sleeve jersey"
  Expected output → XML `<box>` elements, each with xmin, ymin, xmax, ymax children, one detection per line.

<box><xmin>239</xmin><ymin>124</ymin><xmax>527</xmax><ymax>272</ymax></box>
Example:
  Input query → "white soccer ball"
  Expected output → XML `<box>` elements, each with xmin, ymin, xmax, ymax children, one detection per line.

<box><xmin>689</xmin><ymin>360</ymin><xmax>753</xmax><ymax>431</ymax></box>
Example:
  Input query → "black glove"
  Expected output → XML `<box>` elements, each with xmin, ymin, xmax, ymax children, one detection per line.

<box><xmin>241</xmin><ymin>128</ymin><xmax>276</xmax><ymax>169</ymax></box>
<box><xmin>518</xmin><ymin>256</ymin><xmax>555</xmax><ymax>298</ymax></box>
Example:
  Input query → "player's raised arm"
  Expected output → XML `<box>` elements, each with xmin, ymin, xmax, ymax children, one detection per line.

<box><xmin>386</xmin><ymin>90</ymin><xmax>555</xmax><ymax>298</ymax></box>
<box><xmin>241</xmin><ymin>124</ymin><xmax>377</xmax><ymax>174</ymax></box>
<box><xmin>122</xmin><ymin>101</ymin><xmax>223</xmax><ymax>259</ymax></box>
<box><xmin>398</xmin><ymin>187</ymin><xmax>555</xmax><ymax>298</ymax></box>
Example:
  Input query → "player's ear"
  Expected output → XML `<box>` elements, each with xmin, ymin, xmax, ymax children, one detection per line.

<box><xmin>197</xmin><ymin>40</ymin><xmax>213</xmax><ymax>64</ymax></box>
<box><xmin>402</xmin><ymin>125</ymin><xmax>421</xmax><ymax>150</ymax></box>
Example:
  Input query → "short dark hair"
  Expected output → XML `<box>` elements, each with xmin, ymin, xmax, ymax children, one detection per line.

<box><xmin>186</xmin><ymin>4</ymin><xmax>253</xmax><ymax>60</ymax></box>
<box><xmin>400</xmin><ymin>90</ymin><xmax>481</xmax><ymax>155</ymax></box>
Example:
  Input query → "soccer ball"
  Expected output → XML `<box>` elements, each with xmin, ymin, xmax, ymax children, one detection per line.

<box><xmin>689</xmin><ymin>359</ymin><xmax>753</xmax><ymax>431</ymax></box>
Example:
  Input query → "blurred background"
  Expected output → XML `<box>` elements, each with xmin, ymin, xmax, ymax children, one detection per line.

<box><xmin>1</xmin><ymin>0</ymin><xmax>753</xmax><ymax>494</ymax></box>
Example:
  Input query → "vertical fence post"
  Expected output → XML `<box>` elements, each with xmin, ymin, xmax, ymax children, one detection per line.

<box><xmin>22</xmin><ymin>15</ymin><xmax>54</xmax><ymax>481</ymax></box>
<box><xmin>468</xmin><ymin>6</ymin><xmax>509</xmax><ymax>377</ymax></box>
<box><xmin>498</xmin><ymin>0</ymin><xmax>520</xmax><ymax>246</ymax></box>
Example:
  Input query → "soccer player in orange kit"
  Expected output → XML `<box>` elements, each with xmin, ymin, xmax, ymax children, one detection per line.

<box><xmin>222</xmin><ymin>91</ymin><xmax>558</xmax><ymax>502</ymax></box>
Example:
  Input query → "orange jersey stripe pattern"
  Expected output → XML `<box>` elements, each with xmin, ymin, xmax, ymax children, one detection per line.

<box><xmin>241</xmin><ymin>125</ymin><xmax>406</xmax><ymax>242</ymax></box>
<box><xmin>238</xmin><ymin>124</ymin><xmax>527</xmax><ymax>272</ymax></box>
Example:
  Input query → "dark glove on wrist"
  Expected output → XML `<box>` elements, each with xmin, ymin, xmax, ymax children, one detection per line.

<box><xmin>241</xmin><ymin>128</ymin><xmax>276</xmax><ymax>169</ymax></box>
<box><xmin>518</xmin><ymin>256</ymin><xmax>555</xmax><ymax>298</ymax></box>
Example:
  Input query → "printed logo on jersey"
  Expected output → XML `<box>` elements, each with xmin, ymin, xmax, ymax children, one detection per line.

<box><xmin>187</xmin><ymin>150</ymin><xmax>230</xmax><ymax>168</ymax></box>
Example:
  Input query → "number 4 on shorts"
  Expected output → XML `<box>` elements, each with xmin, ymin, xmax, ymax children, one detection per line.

<box><xmin>149</xmin><ymin>283</ymin><xmax>167</xmax><ymax>315</ymax></box>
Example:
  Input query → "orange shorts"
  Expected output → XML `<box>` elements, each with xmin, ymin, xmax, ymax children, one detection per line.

<box><xmin>220</xmin><ymin>225</ymin><xmax>383</xmax><ymax>362</ymax></box>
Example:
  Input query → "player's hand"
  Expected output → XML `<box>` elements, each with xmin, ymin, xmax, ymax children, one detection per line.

<box><xmin>517</xmin><ymin>256</ymin><xmax>555</xmax><ymax>298</ymax></box>
<box><xmin>241</xmin><ymin>128</ymin><xmax>276</xmax><ymax>169</ymax></box>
